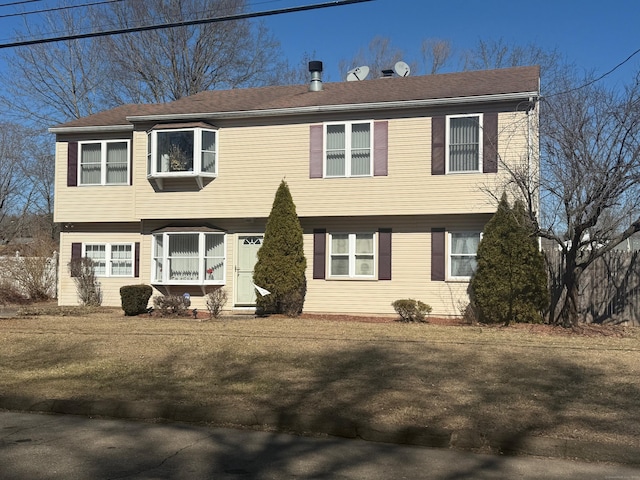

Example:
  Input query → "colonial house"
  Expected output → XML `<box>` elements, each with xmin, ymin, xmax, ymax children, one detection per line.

<box><xmin>50</xmin><ymin>63</ymin><xmax>540</xmax><ymax>316</ymax></box>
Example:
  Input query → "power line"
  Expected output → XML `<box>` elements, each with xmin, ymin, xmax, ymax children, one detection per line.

<box><xmin>545</xmin><ymin>47</ymin><xmax>640</xmax><ymax>98</ymax></box>
<box><xmin>0</xmin><ymin>0</ymin><xmax>375</xmax><ymax>49</ymax></box>
<box><xmin>0</xmin><ymin>0</ymin><xmax>45</xmax><ymax>8</ymax></box>
<box><xmin>0</xmin><ymin>0</ymin><xmax>125</xmax><ymax>20</ymax></box>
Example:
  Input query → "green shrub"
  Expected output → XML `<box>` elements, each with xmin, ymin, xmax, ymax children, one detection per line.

<box><xmin>153</xmin><ymin>295</ymin><xmax>189</xmax><ymax>316</ymax></box>
<box><xmin>253</xmin><ymin>180</ymin><xmax>307</xmax><ymax>317</ymax></box>
<box><xmin>392</xmin><ymin>299</ymin><xmax>432</xmax><ymax>322</ymax></box>
<box><xmin>469</xmin><ymin>194</ymin><xmax>549</xmax><ymax>326</ymax></box>
<box><xmin>120</xmin><ymin>284</ymin><xmax>153</xmax><ymax>316</ymax></box>
<box><xmin>205</xmin><ymin>288</ymin><xmax>228</xmax><ymax>318</ymax></box>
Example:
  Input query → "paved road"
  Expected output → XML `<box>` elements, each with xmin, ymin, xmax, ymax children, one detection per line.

<box><xmin>1</xmin><ymin>410</ymin><xmax>639</xmax><ymax>480</ymax></box>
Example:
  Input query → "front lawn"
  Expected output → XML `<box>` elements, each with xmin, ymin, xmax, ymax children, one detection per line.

<box><xmin>2</xmin><ymin>307</ymin><xmax>639</xmax><ymax>455</ymax></box>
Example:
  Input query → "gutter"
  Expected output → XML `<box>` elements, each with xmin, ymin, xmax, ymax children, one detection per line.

<box><xmin>49</xmin><ymin>124</ymin><xmax>134</xmax><ymax>135</ymax></box>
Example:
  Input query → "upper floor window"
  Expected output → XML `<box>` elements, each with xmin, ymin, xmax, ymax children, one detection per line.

<box><xmin>78</xmin><ymin>140</ymin><xmax>130</xmax><ymax>186</ymax></box>
<box><xmin>447</xmin><ymin>114</ymin><xmax>483</xmax><ymax>173</ymax></box>
<box><xmin>325</xmin><ymin>121</ymin><xmax>372</xmax><ymax>177</ymax></box>
<box><xmin>329</xmin><ymin>232</ymin><xmax>375</xmax><ymax>278</ymax></box>
<box><xmin>147</xmin><ymin>127</ymin><xmax>217</xmax><ymax>188</ymax></box>
<box><xmin>152</xmin><ymin>231</ymin><xmax>225</xmax><ymax>285</ymax></box>
<box><xmin>448</xmin><ymin>231</ymin><xmax>481</xmax><ymax>280</ymax></box>
<box><xmin>83</xmin><ymin>243</ymin><xmax>134</xmax><ymax>277</ymax></box>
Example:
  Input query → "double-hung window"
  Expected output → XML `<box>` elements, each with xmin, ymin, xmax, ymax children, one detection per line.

<box><xmin>152</xmin><ymin>231</ymin><xmax>225</xmax><ymax>284</ymax></box>
<box><xmin>83</xmin><ymin>243</ymin><xmax>133</xmax><ymax>277</ymax></box>
<box><xmin>325</xmin><ymin>121</ymin><xmax>372</xmax><ymax>177</ymax></box>
<box><xmin>329</xmin><ymin>233</ymin><xmax>375</xmax><ymax>278</ymax></box>
<box><xmin>147</xmin><ymin>127</ymin><xmax>217</xmax><ymax>181</ymax></box>
<box><xmin>78</xmin><ymin>140</ymin><xmax>130</xmax><ymax>185</ymax></box>
<box><xmin>448</xmin><ymin>232</ymin><xmax>481</xmax><ymax>279</ymax></box>
<box><xmin>447</xmin><ymin>114</ymin><xmax>482</xmax><ymax>173</ymax></box>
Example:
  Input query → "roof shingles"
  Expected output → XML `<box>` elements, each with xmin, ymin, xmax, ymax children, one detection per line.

<box><xmin>52</xmin><ymin>66</ymin><xmax>539</xmax><ymax>130</ymax></box>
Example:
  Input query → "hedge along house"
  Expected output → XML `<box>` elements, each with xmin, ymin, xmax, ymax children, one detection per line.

<box><xmin>51</xmin><ymin>63</ymin><xmax>540</xmax><ymax>316</ymax></box>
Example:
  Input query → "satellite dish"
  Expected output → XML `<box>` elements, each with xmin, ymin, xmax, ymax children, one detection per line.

<box><xmin>346</xmin><ymin>65</ymin><xmax>370</xmax><ymax>81</ymax></box>
<box><xmin>394</xmin><ymin>61</ymin><xmax>411</xmax><ymax>77</ymax></box>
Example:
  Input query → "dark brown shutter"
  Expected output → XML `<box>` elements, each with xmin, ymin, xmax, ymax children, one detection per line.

<box><xmin>129</xmin><ymin>144</ymin><xmax>134</xmax><ymax>186</ymax></box>
<box><xmin>67</xmin><ymin>142</ymin><xmax>78</xmax><ymax>187</ymax></box>
<box><xmin>483</xmin><ymin>112</ymin><xmax>498</xmax><ymax>173</ymax></box>
<box><xmin>134</xmin><ymin>242</ymin><xmax>140</xmax><ymax>278</ymax></box>
<box><xmin>373</xmin><ymin>121</ymin><xmax>388</xmax><ymax>176</ymax></box>
<box><xmin>313</xmin><ymin>229</ymin><xmax>326</xmax><ymax>279</ymax></box>
<box><xmin>378</xmin><ymin>228</ymin><xmax>392</xmax><ymax>280</ymax></box>
<box><xmin>71</xmin><ymin>242</ymin><xmax>82</xmax><ymax>277</ymax></box>
<box><xmin>431</xmin><ymin>228</ymin><xmax>445</xmax><ymax>281</ymax></box>
<box><xmin>309</xmin><ymin>125</ymin><xmax>323</xmax><ymax>178</ymax></box>
<box><xmin>431</xmin><ymin>116</ymin><xmax>445</xmax><ymax>175</ymax></box>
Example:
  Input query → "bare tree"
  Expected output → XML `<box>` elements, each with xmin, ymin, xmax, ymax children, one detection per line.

<box><xmin>421</xmin><ymin>38</ymin><xmax>452</xmax><ymax>74</ymax></box>
<box><xmin>94</xmin><ymin>0</ymin><xmax>284</xmax><ymax>103</ymax></box>
<box><xmin>462</xmin><ymin>38</ymin><xmax>567</xmax><ymax>91</ymax></box>
<box><xmin>507</xmin><ymin>72</ymin><xmax>640</xmax><ymax>326</ymax></box>
<box><xmin>0</xmin><ymin>124</ymin><xmax>33</xmax><ymax>244</ymax></box>
<box><xmin>0</xmin><ymin>8</ymin><xmax>108</xmax><ymax>125</ymax></box>
<box><xmin>339</xmin><ymin>36</ymin><xmax>410</xmax><ymax>80</ymax></box>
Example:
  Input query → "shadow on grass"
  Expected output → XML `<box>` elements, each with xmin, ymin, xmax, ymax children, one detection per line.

<box><xmin>2</xmin><ymin>331</ymin><xmax>640</xmax><ymax>477</ymax></box>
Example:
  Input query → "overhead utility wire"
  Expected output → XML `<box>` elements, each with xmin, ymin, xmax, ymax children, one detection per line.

<box><xmin>0</xmin><ymin>0</ymin><xmax>125</xmax><ymax>20</ymax></box>
<box><xmin>545</xmin><ymin>47</ymin><xmax>640</xmax><ymax>98</ymax></box>
<box><xmin>0</xmin><ymin>0</ymin><xmax>375</xmax><ymax>49</ymax></box>
<box><xmin>0</xmin><ymin>0</ymin><xmax>44</xmax><ymax>8</ymax></box>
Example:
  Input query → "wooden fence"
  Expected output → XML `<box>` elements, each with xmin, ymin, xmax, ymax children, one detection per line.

<box><xmin>544</xmin><ymin>249</ymin><xmax>640</xmax><ymax>325</ymax></box>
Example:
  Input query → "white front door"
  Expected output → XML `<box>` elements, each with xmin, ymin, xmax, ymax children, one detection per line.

<box><xmin>235</xmin><ymin>235</ymin><xmax>263</xmax><ymax>306</ymax></box>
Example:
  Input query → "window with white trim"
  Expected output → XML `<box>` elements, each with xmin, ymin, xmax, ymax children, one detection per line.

<box><xmin>329</xmin><ymin>232</ymin><xmax>375</xmax><ymax>278</ymax></box>
<box><xmin>147</xmin><ymin>128</ymin><xmax>217</xmax><ymax>177</ymax></box>
<box><xmin>78</xmin><ymin>140</ymin><xmax>130</xmax><ymax>185</ymax></box>
<box><xmin>325</xmin><ymin>121</ymin><xmax>372</xmax><ymax>177</ymax></box>
<box><xmin>448</xmin><ymin>232</ymin><xmax>481</xmax><ymax>279</ymax></box>
<box><xmin>83</xmin><ymin>243</ymin><xmax>133</xmax><ymax>277</ymax></box>
<box><xmin>152</xmin><ymin>232</ymin><xmax>225</xmax><ymax>284</ymax></box>
<box><xmin>447</xmin><ymin>114</ymin><xmax>482</xmax><ymax>173</ymax></box>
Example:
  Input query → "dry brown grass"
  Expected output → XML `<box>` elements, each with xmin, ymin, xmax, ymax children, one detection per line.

<box><xmin>2</xmin><ymin>307</ymin><xmax>640</xmax><ymax>452</ymax></box>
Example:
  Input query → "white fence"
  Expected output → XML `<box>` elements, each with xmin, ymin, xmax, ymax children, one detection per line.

<box><xmin>0</xmin><ymin>252</ymin><xmax>58</xmax><ymax>299</ymax></box>
<box><xmin>544</xmin><ymin>249</ymin><xmax>640</xmax><ymax>325</ymax></box>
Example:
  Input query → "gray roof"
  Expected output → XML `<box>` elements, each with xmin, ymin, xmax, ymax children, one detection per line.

<box><xmin>51</xmin><ymin>66</ymin><xmax>540</xmax><ymax>132</ymax></box>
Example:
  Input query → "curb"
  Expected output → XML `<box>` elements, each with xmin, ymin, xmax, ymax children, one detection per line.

<box><xmin>1</xmin><ymin>395</ymin><xmax>637</xmax><ymax>466</ymax></box>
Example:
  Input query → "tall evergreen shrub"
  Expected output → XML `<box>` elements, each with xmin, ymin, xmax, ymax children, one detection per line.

<box><xmin>253</xmin><ymin>180</ymin><xmax>307</xmax><ymax>316</ymax></box>
<box><xmin>470</xmin><ymin>194</ymin><xmax>549</xmax><ymax>325</ymax></box>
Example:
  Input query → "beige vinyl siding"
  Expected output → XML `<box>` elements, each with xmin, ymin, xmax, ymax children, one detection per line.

<box><xmin>128</xmin><ymin>111</ymin><xmax>529</xmax><ymax>221</ymax></box>
<box><xmin>302</xmin><ymin>214</ymin><xmax>489</xmax><ymax>317</ymax></box>
<box><xmin>58</xmin><ymin>230</ymin><xmax>144</xmax><ymax>307</ymax></box>
<box><xmin>54</xmin><ymin>141</ymin><xmax>137</xmax><ymax>224</ymax></box>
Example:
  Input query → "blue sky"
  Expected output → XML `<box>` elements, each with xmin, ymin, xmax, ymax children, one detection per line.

<box><xmin>0</xmin><ymin>0</ymin><xmax>637</xmax><ymax>90</ymax></box>
<box><xmin>260</xmin><ymin>0</ymin><xmax>640</xmax><ymax>88</ymax></box>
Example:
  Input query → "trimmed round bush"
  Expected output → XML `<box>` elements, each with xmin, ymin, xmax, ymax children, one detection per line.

<box><xmin>120</xmin><ymin>284</ymin><xmax>153</xmax><ymax>316</ymax></box>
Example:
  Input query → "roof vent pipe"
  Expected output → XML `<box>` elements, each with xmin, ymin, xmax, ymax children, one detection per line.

<box><xmin>308</xmin><ymin>61</ymin><xmax>323</xmax><ymax>92</ymax></box>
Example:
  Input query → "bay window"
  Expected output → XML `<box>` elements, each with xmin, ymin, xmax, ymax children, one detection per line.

<box><xmin>325</xmin><ymin>121</ymin><xmax>372</xmax><ymax>177</ymax></box>
<box><xmin>329</xmin><ymin>232</ymin><xmax>375</xmax><ymax>278</ymax></box>
<box><xmin>147</xmin><ymin>126</ymin><xmax>217</xmax><ymax>188</ymax></box>
<box><xmin>152</xmin><ymin>231</ymin><xmax>225</xmax><ymax>285</ymax></box>
<box><xmin>78</xmin><ymin>140</ymin><xmax>129</xmax><ymax>185</ymax></box>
